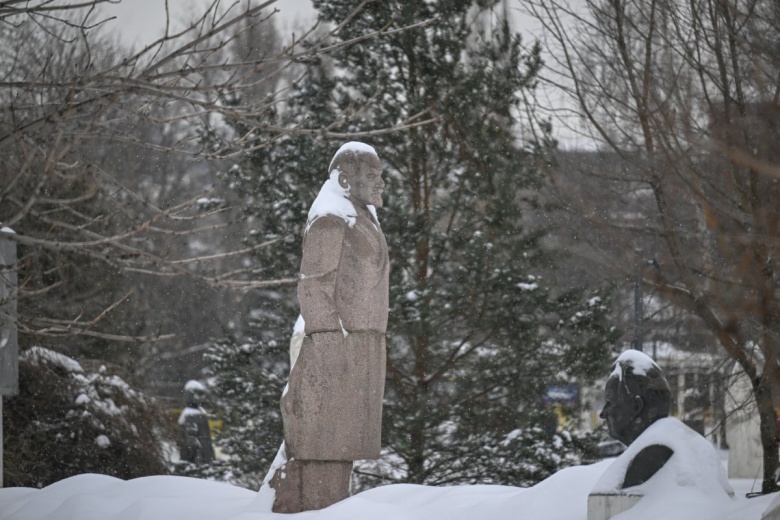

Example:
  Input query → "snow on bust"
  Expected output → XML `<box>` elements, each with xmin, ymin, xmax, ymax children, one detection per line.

<box><xmin>306</xmin><ymin>141</ymin><xmax>380</xmax><ymax>232</ymax></box>
<box><xmin>609</xmin><ymin>349</ymin><xmax>661</xmax><ymax>381</ymax></box>
<box><xmin>592</xmin><ymin>417</ymin><xmax>734</xmax><ymax>501</ymax></box>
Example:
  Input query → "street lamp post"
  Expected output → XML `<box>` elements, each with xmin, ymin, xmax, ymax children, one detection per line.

<box><xmin>0</xmin><ymin>228</ymin><xmax>19</xmax><ymax>488</ymax></box>
<box><xmin>634</xmin><ymin>249</ymin><xmax>643</xmax><ymax>352</ymax></box>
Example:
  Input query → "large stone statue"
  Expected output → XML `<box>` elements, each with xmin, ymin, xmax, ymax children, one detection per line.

<box><xmin>269</xmin><ymin>142</ymin><xmax>389</xmax><ymax>513</ymax></box>
<box><xmin>588</xmin><ymin>350</ymin><xmax>732</xmax><ymax>520</ymax></box>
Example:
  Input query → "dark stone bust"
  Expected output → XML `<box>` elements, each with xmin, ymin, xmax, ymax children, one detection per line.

<box><xmin>600</xmin><ymin>350</ymin><xmax>673</xmax><ymax>488</ymax></box>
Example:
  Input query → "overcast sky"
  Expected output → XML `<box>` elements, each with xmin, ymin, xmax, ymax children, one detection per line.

<box><xmin>98</xmin><ymin>0</ymin><xmax>589</xmax><ymax>148</ymax></box>
<box><xmin>100</xmin><ymin>0</ymin><xmax>316</xmax><ymax>48</ymax></box>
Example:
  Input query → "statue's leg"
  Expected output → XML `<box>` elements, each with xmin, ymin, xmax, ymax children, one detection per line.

<box><xmin>281</xmin><ymin>333</ymin><xmax>386</xmax><ymax>460</ymax></box>
<box><xmin>269</xmin><ymin>459</ymin><xmax>352</xmax><ymax>513</ymax></box>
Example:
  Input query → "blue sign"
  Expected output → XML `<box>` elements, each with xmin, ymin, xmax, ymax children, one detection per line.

<box><xmin>544</xmin><ymin>385</ymin><xmax>578</xmax><ymax>405</ymax></box>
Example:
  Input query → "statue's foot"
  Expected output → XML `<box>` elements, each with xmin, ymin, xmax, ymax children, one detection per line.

<box><xmin>269</xmin><ymin>459</ymin><xmax>352</xmax><ymax>513</ymax></box>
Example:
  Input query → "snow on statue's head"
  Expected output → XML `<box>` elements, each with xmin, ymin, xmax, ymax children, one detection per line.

<box><xmin>600</xmin><ymin>350</ymin><xmax>671</xmax><ymax>445</ymax></box>
<box><xmin>183</xmin><ymin>379</ymin><xmax>207</xmax><ymax>408</ymax></box>
<box><xmin>329</xmin><ymin>142</ymin><xmax>384</xmax><ymax>209</ymax></box>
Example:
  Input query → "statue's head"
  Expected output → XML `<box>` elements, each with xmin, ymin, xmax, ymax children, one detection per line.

<box><xmin>600</xmin><ymin>350</ymin><xmax>671</xmax><ymax>445</ymax></box>
<box><xmin>329</xmin><ymin>142</ymin><xmax>384</xmax><ymax>208</ymax></box>
<box><xmin>183</xmin><ymin>380</ymin><xmax>207</xmax><ymax>408</ymax></box>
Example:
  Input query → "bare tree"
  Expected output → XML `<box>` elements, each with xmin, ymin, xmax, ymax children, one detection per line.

<box><xmin>0</xmin><ymin>0</ymin><xmax>435</xmax><ymax>347</ymax></box>
<box><xmin>527</xmin><ymin>0</ymin><xmax>780</xmax><ymax>492</ymax></box>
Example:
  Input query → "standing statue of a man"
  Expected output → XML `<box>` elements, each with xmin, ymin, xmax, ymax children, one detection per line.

<box><xmin>269</xmin><ymin>142</ymin><xmax>389</xmax><ymax>513</ymax></box>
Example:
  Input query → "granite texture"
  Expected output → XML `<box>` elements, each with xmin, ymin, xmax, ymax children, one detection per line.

<box><xmin>271</xmin><ymin>148</ymin><xmax>389</xmax><ymax>513</ymax></box>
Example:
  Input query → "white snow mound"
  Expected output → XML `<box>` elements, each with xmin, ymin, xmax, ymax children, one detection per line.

<box><xmin>592</xmin><ymin>417</ymin><xmax>734</xmax><ymax>499</ymax></box>
<box><xmin>1</xmin><ymin>454</ymin><xmax>775</xmax><ymax>520</ymax></box>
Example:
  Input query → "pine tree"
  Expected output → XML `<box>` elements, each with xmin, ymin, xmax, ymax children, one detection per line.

<box><xmin>208</xmin><ymin>0</ymin><xmax>617</xmax><ymax>487</ymax></box>
<box><xmin>183</xmin><ymin>335</ymin><xmax>287</xmax><ymax>489</ymax></box>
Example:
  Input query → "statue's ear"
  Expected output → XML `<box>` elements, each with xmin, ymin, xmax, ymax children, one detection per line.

<box><xmin>338</xmin><ymin>170</ymin><xmax>351</xmax><ymax>190</ymax></box>
<box><xmin>631</xmin><ymin>395</ymin><xmax>645</xmax><ymax>418</ymax></box>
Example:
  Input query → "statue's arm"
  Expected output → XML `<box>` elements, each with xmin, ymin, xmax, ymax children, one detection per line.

<box><xmin>621</xmin><ymin>444</ymin><xmax>674</xmax><ymax>488</ymax></box>
<box><xmin>298</xmin><ymin>216</ymin><xmax>345</xmax><ymax>334</ymax></box>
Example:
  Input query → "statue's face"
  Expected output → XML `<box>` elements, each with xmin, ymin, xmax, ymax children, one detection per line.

<box><xmin>345</xmin><ymin>154</ymin><xmax>384</xmax><ymax>208</ymax></box>
<box><xmin>600</xmin><ymin>376</ymin><xmax>644</xmax><ymax>445</ymax></box>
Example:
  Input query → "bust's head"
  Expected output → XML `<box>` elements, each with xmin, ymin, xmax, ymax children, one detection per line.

<box><xmin>600</xmin><ymin>350</ymin><xmax>671</xmax><ymax>445</ymax></box>
<box><xmin>329</xmin><ymin>142</ymin><xmax>384</xmax><ymax>208</ymax></box>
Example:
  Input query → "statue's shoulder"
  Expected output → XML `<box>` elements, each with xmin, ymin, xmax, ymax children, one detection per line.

<box><xmin>305</xmin><ymin>214</ymin><xmax>349</xmax><ymax>236</ymax></box>
<box><xmin>622</xmin><ymin>443</ymin><xmax>674</xmax><ymax>488</ymax></box>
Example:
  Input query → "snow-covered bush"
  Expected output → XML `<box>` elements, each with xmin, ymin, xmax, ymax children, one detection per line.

<box><xmin>354</xmin><ymin>412</ymin><xmax>602</xmax><ymax>490</ymax></box>
<box><xmin>3</xmin><ymin>347</ymin><xmax>170</xmax><ymax>487</ymax></box>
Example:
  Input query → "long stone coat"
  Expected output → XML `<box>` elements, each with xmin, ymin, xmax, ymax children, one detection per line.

<box><xmin>281</xmin><ymin>206</ymin><xmax>389</xmax><ymax>461</ymax></box>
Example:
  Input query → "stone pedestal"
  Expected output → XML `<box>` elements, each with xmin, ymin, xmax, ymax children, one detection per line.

<box><xmin>587</xmin><ymin>493</ymin><xmax>642</xmax><ymax>520</ymax></box>
<box><xmin>269</xmin><ymin>460</ymin><xmax>352</xmax><ymax>513</ymax></box>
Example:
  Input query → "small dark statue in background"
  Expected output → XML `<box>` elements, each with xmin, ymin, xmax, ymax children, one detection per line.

<box><xmin>178</xmin><ymin>380</ymin><xmax>215</xmax><ymax>464</ymax></box>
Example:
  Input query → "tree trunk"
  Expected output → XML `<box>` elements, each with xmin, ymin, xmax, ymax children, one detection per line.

<box><xmin>407</xmin><ymin>395</ymin><xmax>427</xmax><ymax>483</ymax></box>
<box><xmin>753</xmin><ymin>373</ymin><xmax>779</xmax><ymax>493</ymax></box>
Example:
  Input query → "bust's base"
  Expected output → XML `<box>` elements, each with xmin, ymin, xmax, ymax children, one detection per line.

<box><xmin>587</xmin><ymin>493</ymin><xmax>642</xmax><ymax>520</ymax></box>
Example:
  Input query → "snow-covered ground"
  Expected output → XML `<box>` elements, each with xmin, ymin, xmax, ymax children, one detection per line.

<box><xmin>0</xmin><ymin>458</ymin><xmax>776</xmax><ymax>520</ymax></box>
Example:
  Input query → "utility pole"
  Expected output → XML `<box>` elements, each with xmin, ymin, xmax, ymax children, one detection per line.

<box><xmin>634</xmin><ymin>252</ymin><xmax>643</xmax><ymax>352</ymax></box>
<box><xmin>0</xmin><ymin>227</ymin><xmax>19</xmax><ymax>488</ymax></box>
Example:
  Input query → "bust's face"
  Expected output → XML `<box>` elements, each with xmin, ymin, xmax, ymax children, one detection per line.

<box><xmin>345</xmin><ymin>154</ymin><xmax>384</xmax><ymax>208</ymax></box>
<box><xmin>600</xmin><ymin>376</ymin><xmax>644</xmax><ymax>445</ymax></box>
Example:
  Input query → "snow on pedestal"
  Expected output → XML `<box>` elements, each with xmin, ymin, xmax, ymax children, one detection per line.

<box><xmin>588</xmin><ymin>417</ymin><xmax>733</xmax><ymax>520</ymax></box>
